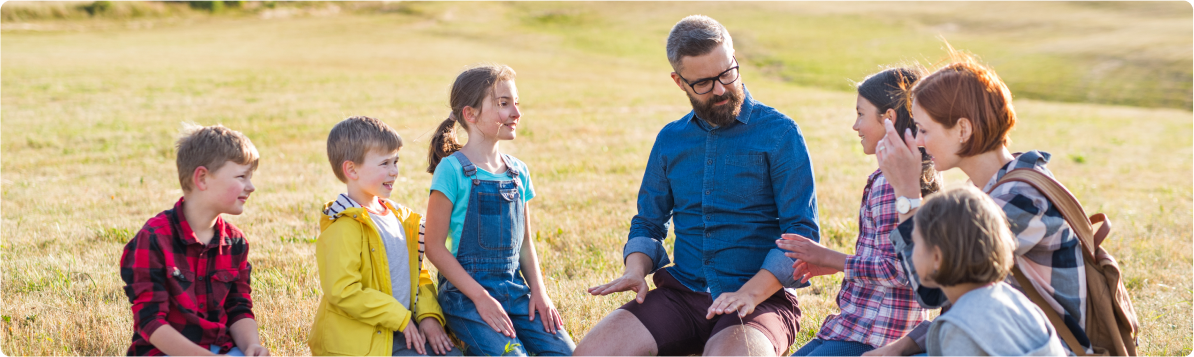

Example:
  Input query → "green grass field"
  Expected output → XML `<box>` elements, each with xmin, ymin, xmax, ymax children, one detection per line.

<box><xmin>2</xmin><ymin>2</ymin><xmax>1191</xmax><ymax>355</ymax></box>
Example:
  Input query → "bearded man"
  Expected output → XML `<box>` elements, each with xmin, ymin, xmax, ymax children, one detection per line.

<box><xmin>575</xmin><ymin>15</ymin><xmax>820</xmax><ymax>356</ymax></box>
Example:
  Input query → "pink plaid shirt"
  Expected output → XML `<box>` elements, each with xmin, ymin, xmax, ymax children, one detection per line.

<box><xmin>815</xmin><ymin>170</ymin><xmax>927</xmax><ymax>347</ymax></box>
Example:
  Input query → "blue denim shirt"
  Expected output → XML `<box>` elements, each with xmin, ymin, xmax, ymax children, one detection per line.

<box><xmin>624</xmin><ymin>86</ymin><xmax>820</xmax><ymax>298</ymax></box>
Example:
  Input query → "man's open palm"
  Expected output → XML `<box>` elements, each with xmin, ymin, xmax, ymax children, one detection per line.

<box><xmin>587</xmin><ymin>273</ymin><xmax>650</xmax><ymax>303</ymax></box>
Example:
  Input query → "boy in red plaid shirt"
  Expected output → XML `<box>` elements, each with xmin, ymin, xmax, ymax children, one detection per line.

<box><xmin>119</xmin><ymin>124</ymin><xmax>269</xmax><ymax>356</ymax></box>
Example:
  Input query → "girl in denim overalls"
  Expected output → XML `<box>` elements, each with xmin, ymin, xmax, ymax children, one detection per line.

<box><xmin>422</xmin><ymin>64</ymin><xmax>575</xmax><ymax>356</ymax></box>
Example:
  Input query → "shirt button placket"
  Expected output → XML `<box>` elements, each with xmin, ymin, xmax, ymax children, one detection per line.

<box><xmin>701</xmin><ymin>127</ymin><xmax>720</xmax><ymax>293</ymax></box>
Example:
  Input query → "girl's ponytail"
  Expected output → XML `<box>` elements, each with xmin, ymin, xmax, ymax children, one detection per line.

<box><xmin>918</xmin><ymin>147</ymin><xmax>941</xmax><ymax>197</ymax></box>
<box><xmin>426</xmin><ymin>113</ymin><xmax>464</xmax><ymax>173</ymax></box>
<box><xmin>426</xmin><ymin>63</ymin><xmax>518</xmax><ymax>174</ymax></box>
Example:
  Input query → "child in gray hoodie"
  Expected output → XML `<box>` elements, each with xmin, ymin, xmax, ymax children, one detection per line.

<box><xmin>910</xmin><ymin>186</ymin><xmax>1067</xmax><ymax>356</ymax></box>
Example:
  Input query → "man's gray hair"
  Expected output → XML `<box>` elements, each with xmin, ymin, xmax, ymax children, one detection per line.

<box><xmin>666</xmin><ymin>15</ymin><xmax>734</xmax><ymax>71</ymax></box>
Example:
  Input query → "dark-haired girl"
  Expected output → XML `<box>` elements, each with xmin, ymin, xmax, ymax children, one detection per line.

<box><xmin>423</xmin><ymin>64</ymin><xmax>576</xmax><ymax>356</ymax></box>
<box><xmin>778</xmin><ymin>67</ymin><xmax>940</xmax><ymax>356</ymax></box>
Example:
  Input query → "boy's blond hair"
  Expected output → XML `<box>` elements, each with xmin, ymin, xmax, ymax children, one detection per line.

<box><xmin>914</xmin><ymin>185</ymin><xmax>1016</xmax><ymax>286</ymax></box>
<box><xmin>176</xmin><ymin>123</ymin><xmax>260</xmax><ymax>192</ymax></box>
<box><xmin>327</xmin><ymin>116</ymin><xmax>403</xmax><ymax>183</ymax></box>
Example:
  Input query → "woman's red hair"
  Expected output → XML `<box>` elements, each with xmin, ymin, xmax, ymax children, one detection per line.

<box><xmin>911</xmin><ymin>47</ymin><xmax>1016</xmax><ymax>157</ymax></box>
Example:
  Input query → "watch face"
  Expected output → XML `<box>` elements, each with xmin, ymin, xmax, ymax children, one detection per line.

<box><xmin>897</xmin><ymin>197</ymin><xmax>910</xmax><ymax>213</ymax></box>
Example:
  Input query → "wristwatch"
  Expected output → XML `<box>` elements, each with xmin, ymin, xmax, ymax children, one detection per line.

<box><xmin>896</xmin><ymin>196</ymin><xmax>921</xmax><ymax>214</ymax></box>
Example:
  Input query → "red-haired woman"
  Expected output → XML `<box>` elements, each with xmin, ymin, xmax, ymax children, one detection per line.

<box><xmin>865</xmin><ymin>51</ymin><xmax>1090</xmax><ymax>356</ymax></box>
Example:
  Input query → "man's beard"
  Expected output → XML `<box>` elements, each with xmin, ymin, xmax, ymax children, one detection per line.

<box><xmin>688</xmin><ymin>86</ymin><xmax>743</xmax><ymax>128</ymax></box>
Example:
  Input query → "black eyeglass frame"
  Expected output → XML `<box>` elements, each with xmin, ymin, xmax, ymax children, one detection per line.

<box><xmin>677</xmin><ymin>56</ymin><xmax>740</xmax><ymax>95</ymax></box>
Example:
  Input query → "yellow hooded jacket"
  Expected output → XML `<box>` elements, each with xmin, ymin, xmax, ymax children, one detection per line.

<box><xmin>308</xmin><ymin>199</ymin><xmax>445</xmax><ymax>356</ymax></box>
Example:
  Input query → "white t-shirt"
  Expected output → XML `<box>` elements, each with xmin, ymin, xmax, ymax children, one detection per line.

<box><xmin>371</xmin><ymin>209</ymin><xmax>412</xmax><ymax>309</ymax></box>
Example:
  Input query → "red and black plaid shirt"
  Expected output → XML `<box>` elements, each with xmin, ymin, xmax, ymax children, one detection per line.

<box><xmin>119</xmin><ymin>197</ymin><xmax>254</xmax><ymax>356</ymax></box>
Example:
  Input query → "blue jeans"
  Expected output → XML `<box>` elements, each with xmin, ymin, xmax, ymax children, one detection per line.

<box><xmin>165</xmin><ymin>346</ymin><xmax>242</xmax><ymax>357</ymax></box>
<box><xmin>438</xmin><ymin>152</ymin><xmax>575</xmax><ymax>356</ymax></box>
<box><xmin>791</xmin><ymin>338</ymin><xmax>875</xmax><ymax>356</ymax></box>
<box><xmin>441</xmin><ymin>284</ymin><xmax>575</xmax><ymax>356</ymax></box>
<box><xmin>393</xmin><ymin>331</ymin><xmax>463</xmax><ymax>356</ymax></box>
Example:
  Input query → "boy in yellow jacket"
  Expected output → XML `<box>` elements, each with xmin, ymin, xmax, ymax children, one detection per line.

<box><xmin>309</xmin><ymin>116</ymin><xmax>460</xmax><ymax>356</ymax></box>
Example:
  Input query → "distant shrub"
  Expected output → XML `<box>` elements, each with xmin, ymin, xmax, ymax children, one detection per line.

<box><xmin>80</xmin><ymin>1</ymin><xmax>111</xmax><ymax>16</ymax></box>
<box><xmin>1</xmin><ymin>1</ymin><xmax>182</xmax><ymax>21</ymax></box>
<box><xmin>188</xmin><ymin>1</ymin><xmax>225</xmax><ymax>13</ymax></box>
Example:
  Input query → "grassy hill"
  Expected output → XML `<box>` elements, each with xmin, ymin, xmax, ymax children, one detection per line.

<box><xmin>2</xmin><ymin>2</ymin><xmax>1190</xmax><ymax>355</ymax></box>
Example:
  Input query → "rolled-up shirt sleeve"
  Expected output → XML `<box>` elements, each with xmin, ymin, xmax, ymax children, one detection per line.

<box><xmin>224</xmin><ymin>258</ymin><xmax>255</xmax><ymax>326</ymax></box>
<box><xmin>120</xmin><ymin>229</ymin><xmax>171</xmax><ymax>341</ymax></box>
<box><xmin>761</xmin><ymin>249</ymin><xmax>809</xmax><ymax>288</ymax></box>
<box><xmin>624</xmin><ymin>140</ymin><xmax>674</xmax><ymax>273</ymax></box>
<box><xmin>767</xmin><ymin>125</ymin><xmax>819</xmax><ymax>289</ymax></box>
<box><xmin>843</xmin><ymin>254</ymin><xmax>908</xmax><ymax>288</ymax></box>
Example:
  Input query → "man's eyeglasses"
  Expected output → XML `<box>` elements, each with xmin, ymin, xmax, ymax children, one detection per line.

<box><xmin>678</xmin><ymin>56</ymin><xmax>740</xmax><ymax>95</ymax></box>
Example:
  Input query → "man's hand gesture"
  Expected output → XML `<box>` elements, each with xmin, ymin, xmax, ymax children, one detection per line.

<box><xmin>587</xmin><ymin>252</ymin><xmax>653</xmax><ymax>303</ymax></box>
<box><xmin>588</xmin><ymin>271</ymin><xmax>650</xmax><ymax>303</ymax></box>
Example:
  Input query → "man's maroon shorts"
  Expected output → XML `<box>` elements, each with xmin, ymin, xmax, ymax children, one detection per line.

<box><xmin>618</xmin><ymin>269</ymin><xmax>802</xmax><ymax>356</ymax></box>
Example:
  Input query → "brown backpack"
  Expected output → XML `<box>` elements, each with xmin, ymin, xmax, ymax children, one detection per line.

<box><xmin>994</xmin><ymin>169</ymin><xmax>1140</xmax><ymax>356</ymax></box>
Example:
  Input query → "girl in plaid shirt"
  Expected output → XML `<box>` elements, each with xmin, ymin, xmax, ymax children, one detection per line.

<box><xmin>778</xmin><ymin>67</ymin><xmax>941</xmax><ymax>356</ymax></box>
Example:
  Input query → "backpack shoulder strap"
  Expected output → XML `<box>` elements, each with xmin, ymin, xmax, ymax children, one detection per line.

<box><xmin>1012</xmin><ymin>264</ymin><xmax>1089</xmax><ymax>356</ymax></box>
<box><xmin>993</xmin><ymin>169</ymin><xmax>1103</xmax><ymax>355</ymax></box>
<box><xmin>993</xmin><ymin>169</ymin><xmax>1098</xmax><ymax>260</ymax></box>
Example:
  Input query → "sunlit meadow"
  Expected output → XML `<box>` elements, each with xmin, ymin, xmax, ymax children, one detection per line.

<box><xmin>2</xmin><ymin>2</ymin><xmax>1190</xmax><ymax>355</ymax></box>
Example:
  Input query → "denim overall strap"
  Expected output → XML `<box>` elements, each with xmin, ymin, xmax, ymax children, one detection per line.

<box><xmin>498</xmin><ymin>154</ymin><xmax>524</xmax><ymax>192</ymax></box>
<box><xmin>438</xmin><ymin>152</ymin><xmax>575</xmax><ymax>356</ymax></box>
<box><xmin>451</xmin><ymin>151</ymin><xmax>480</xmax><ymax>186</ymax></box>
<box><xmin>453</xmin><ymin>151</ymin><xmax>526</xmax><ymax>294</ymax></box>
<box><xmin>499</xmin><ymin>154</ymin><xmax>519</xmax><ymax>177</ymax></box>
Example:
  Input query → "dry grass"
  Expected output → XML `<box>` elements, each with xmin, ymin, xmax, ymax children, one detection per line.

<box><xmin>2</xmin><ymin>2</ymin><xmax>1190</xmax><ymax>356</ymax></box>
<box><xmin>0</xmin><ymin>0</ymin><xmax>185</xmax><ymax>22</ymax></box>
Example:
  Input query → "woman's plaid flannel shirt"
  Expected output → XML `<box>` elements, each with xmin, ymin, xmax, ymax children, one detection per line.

<box><xmin>892</xmin><ymin>150</ymin><xmax>1091</xmax><ymax>352</ymax></box>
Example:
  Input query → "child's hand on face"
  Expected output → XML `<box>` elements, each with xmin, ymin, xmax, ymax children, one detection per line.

<box><xmin>529</xmin><ymin>290</ymin><xmax>564</xmax><ymax>333</ymax></box>
<box><xmin>419</xmin><ymin>317</ymin><xmax>454</xmax><ymax>355</ymax></box>
<box><xmin>403</xmin><ymin>318</ymin><xmax>427</xmax><ymax>355</ymax></box>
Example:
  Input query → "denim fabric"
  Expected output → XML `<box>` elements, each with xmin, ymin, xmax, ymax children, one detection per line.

<box><xmin>624</xmin><ymin>86</ymin><xmax>820</xmax><ymax>298</ymax></box>
<box><xmin>791</xmin><ymin>338</ymin><xmax>875</xmax><ymax>356</ymax></box>
<box><xmin>208</xmin><ymin>345</ymin><xmax>244</xmax><ymax>356</ymax></box>
<box><xmin>438</xmin><ymin>152</ymin><xmax>575</xmax><ymax>356</ymax></box>
<box><xmin>392</xmin><ymin>331</ymin><xmax>464</xmax><ymax>356</ymax></box>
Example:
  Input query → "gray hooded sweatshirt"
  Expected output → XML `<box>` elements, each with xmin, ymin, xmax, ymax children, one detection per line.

<box><xmin>927</xmin><ymin>282</ymin><xmax>1069</xmax><ymax>356</ymax></box>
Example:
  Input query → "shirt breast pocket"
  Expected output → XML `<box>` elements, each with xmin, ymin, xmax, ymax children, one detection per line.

<box><xmin>723</xmin><ymin>153</ymin><xmax>768</xmax><ymax>200</ymax></box>
<box><xmin>209</xmin><ymin>269</ymin><xmax>240</xmax><ymax>307</ymax></box>
<box><xmin>166</xmin><ymin>267</ymin><xmax>196</xmax><ymax>296</ymax></box>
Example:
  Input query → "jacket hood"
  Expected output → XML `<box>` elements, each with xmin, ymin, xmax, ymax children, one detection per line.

<box><xmin>323</xmin><ymin>193</ymin><xmax>365</xmax><ymax>217</ymax></box>
<box><xmin>319</xmin><ymin>193</ymin><xmax>411</xmax><ymax>232</ymax></box>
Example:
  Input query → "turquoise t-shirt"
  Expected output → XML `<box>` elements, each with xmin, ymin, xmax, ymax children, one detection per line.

<box><xmin>429</xmin><ymin>154</ymin><xmax>535</xmax><ymax>256</ymax></box>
